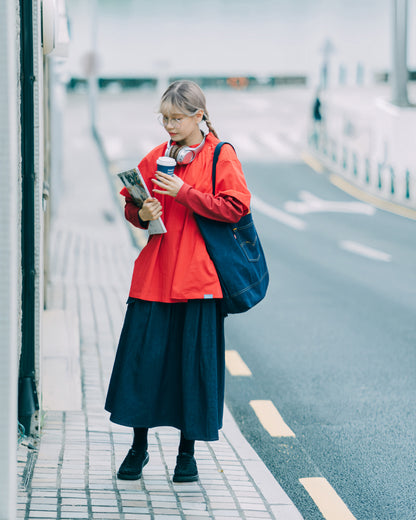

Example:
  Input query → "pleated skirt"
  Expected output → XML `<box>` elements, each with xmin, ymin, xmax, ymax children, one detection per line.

<box><xmin>105</xmin><ymin>298</ymin><xmax>225</xmax><ymax>441</ymax></box>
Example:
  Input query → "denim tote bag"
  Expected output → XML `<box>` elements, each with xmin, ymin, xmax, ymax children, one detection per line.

<box><xmin>194</xmin><ymin>142</ymin><xmax>269</xmax><ymax>314</ymax></box>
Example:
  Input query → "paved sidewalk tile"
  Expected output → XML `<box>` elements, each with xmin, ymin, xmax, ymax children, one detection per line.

<box><xmin>16</xmin><ymin>93</ymin><xmax>303</xmax><ymax>520</ymax></box>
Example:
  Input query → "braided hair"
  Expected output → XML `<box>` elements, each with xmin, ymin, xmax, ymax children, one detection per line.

<box><xmin>159</xmin><ymin>80</ymin><xmax>219</xmax><ymax>139</ymax></box>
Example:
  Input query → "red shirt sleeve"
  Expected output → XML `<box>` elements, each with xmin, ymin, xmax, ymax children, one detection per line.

<box><xmin>175</xmin><ymin>183</ymin><xmax>248</xmax><ymax>223</ymax></box>
<box><xmin>120</xmin><ymin>187</ymin><xmax>149</xmax><ymax>229</ymax></box>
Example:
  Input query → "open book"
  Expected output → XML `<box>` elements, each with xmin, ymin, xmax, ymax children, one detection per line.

<box><xmin>117</xmin><ymin>167</ymin><xmax>167</xmax><ymax>235</ymax></box>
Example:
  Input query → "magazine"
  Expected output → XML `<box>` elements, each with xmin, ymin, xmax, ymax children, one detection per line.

<box><xmin>117</xmin><ymin>167</ymin><xmax>167</xmax><ymax>235</ymax></box>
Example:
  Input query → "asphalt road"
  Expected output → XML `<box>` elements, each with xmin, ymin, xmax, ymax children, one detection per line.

<box><xmin>224</xmin><ymin>159</ymin><xmax>416</xmax><ymax>520</ymax></box>
<box><xmin>96</xmin><ymin>86</ymin><xmax>416</xmax><ymax>520</ymax></box>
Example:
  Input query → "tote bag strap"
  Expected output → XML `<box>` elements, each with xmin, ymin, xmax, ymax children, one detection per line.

<box><xmin>211</xmin><ymin>142</ymin><xmax>235</xmax><ymax>195</ymax></box>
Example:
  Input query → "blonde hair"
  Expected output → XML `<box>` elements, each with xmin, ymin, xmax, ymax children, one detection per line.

<box><xmin>159</xmin><ymin>80</ymin><xmax>219</xmax><ymax>138</ymax></box>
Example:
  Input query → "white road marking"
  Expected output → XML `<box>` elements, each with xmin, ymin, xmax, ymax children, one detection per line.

<box><xmin>285</xmin><ymin>190</ymin><xmax>376</xmax><ymax>215</ymax></box>
<box><xmin>249</xmin><ymin>400</ymin><xmax>295</xmax><ymax>437</ymax></box>
<box><xmin>225</xmin><ymin>350</ymin><xmax>252</xmax><ymax>376</ymax></box>
<box><xmin>230</xmin><ymin>133</ymin><xmax>261</xmax><ymax>156</ymax></box>
<box><xmin>257</xmin><ymin>132</ymin><xmax>297</xmax><ymax>159</ymax></box>
<box><xmin>300</xmin><ymin>477</ymin><xmax>357</xmax><ymax>520</ymax></box>
<box><xmin>251</xmin><ymin>194</ymin><xmax>307</xmax><ymax>230</ymax></box>
<box><xmin>339</xmin><ymin>240</ymin><xmax>392</xmax><ymax>262</ymax></box>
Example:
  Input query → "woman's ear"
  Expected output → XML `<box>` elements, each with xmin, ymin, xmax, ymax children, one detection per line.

<box><xmin>195</xmin><ymin>109</ymin><xmax>204</xmax><ymax>124</ymax></box>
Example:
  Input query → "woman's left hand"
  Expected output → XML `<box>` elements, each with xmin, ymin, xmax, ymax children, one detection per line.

<box><xmin>152</xmin><ymin>172</ymin><xmax>184</xmax><ymax>198</ymax></box>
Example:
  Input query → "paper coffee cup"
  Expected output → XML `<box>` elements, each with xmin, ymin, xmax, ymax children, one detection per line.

<box><xmin>157</xmin><ymin>156</ymin><xmax>176</xmax><ymax>175</ymax></box>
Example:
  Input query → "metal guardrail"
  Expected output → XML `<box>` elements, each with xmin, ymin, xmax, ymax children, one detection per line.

<box><xmin>308</xmin><ymin>125</ymin><xmax>415</xmax><ymax>208</ymax></box>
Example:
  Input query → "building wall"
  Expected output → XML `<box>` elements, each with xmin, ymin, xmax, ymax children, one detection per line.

<box><xmin>0</xmin><ymin>0</ymin><xmax>20</xmax><ymax>517</ymax></box>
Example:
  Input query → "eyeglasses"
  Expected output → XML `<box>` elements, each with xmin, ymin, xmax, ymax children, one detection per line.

<box><xmin>158</xmin><ymin>114</ymin><xmax>188</xmax><ymax>129</ymax></box>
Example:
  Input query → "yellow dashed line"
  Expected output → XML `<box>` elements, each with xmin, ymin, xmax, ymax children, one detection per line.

<box><xmin>300</xmin><ymin>477</ymin><xmax>357</xmax><ymax>520</ymax></box>
<box><xmin>225</xmin><ymin>350</ymin><xmax>252</xmax><ymax>376</ymax></box>
<box><xmin>301</xmin><ymin>152</ymin><xmax>325</xmax><ymax>173</ymax></box>
<box><xmin>249</xmin><ymin>400</ymin><xmax>295</xmax><ymax>437</ymax></box>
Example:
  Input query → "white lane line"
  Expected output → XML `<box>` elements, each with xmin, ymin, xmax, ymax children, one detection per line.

<box><xmin>257</xmin><ymin>132</ymin><xmax>297</xmax><ymax>159</ymax></box>
<box><xmin>285</xmin><ymin>191</ymin><xmax>376</xmax><ymax>215</ymax></box>
<box><xmin>249</xmin><ymin>400</ymin><xmax>295</xmax><ymax>437</ymax></box>
<box><xmin>300</xmin><ymin>477</ymin><xmax>357</xmax><ymax>520</ymax></box>
<box><xmin>225</xmin><ymin>350</ymin><xmax>252</xmax><ymax>376</ymax></box>
<box><xmin>339</xmin><ymin>240</ymin><xmax>392</xmax><ymax>262</ymax></box>
<box><xmin>251</xmin><ymin>194</ymin><xmax>307</xmax><ymax>231</ymax></box>
<box><xmin>230</xmin><ymin>133</ymin><xmax>261</xmax><ymax>156</ymax></box>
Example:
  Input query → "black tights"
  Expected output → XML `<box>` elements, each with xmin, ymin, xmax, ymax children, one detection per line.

<box><xmin>133</xmin><ymin>427</ymin><xmax>195</xmax><ymax>455</ymax></box>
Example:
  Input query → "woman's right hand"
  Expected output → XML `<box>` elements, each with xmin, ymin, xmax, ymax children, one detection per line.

<box><xmin>139</xmin><ymin>197</ymin><xmax>163</xmax><ymax>221</ymax></box>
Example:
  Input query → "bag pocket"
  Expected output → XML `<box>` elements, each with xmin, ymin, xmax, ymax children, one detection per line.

<box><xmin>234</xmin><ymin>219</ymin><xmax>261</xmax><ymax>263</ymax></box>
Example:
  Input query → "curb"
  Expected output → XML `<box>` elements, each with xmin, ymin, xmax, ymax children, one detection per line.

<box><xmin>222</xmin><ymin>406</ymin><xmax>304</xmax><ymax>519</ymax></box>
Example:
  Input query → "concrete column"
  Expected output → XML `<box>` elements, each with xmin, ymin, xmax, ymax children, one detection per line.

<box><xmin>0</xmin><ymin>0</ymin><xmax>19</xmax><ymax>517</ymax></box>
<box><xmin>391</xmin><ymin>0</ymin><xmax>409</xmax><ymax>106</ymax></box>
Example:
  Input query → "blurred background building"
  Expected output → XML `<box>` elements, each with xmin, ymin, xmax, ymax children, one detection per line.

<box><xmin>66</xmin><ymin>0</ymin><xmax>398</xmax><ymax>85</ymax></box>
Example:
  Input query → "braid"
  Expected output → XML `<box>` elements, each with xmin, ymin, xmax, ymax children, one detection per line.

<box><xmin>204</xmin><ymin>114</ymin><xmax>219</xmax><ymax>139</ymax></box>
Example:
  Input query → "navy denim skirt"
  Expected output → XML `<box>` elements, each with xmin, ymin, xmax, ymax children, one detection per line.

<box><xmin>105</xmin><ymin>298</ymin><xmax>225</xmax><ymax>441</ymax></box>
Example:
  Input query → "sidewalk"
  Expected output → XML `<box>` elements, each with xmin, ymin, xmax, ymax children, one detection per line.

<box><xmin>16</xmin><ymin>92</ymin><xmax>303</xmax><ymax>520</ymax></box>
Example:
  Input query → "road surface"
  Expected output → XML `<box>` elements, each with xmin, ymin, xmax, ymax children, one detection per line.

<box><xmin>95</xmin><ymin>86</ymin><xmax>416</xmax><ymax>520</ymax></box>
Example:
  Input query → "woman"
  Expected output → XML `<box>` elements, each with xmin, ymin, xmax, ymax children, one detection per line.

<box><xmin>105</xmin><ymin>80</ymin><xmax>251</xmax><ymax>482</ymax></box>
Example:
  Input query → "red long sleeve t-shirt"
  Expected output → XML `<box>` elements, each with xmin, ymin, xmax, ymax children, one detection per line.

<box><xmin>123</xmin><ymin>133</ymin><xmax>251</xmax><ymax>302</ymax></box>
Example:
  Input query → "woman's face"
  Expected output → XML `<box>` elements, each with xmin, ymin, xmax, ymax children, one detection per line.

<box><xmin>161</xmin><ymin>108</ymin><xmax>204</xmax><ymax>146</ymax></box>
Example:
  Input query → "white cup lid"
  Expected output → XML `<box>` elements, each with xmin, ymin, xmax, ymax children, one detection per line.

<box><xmin>157</xmin><ymin>156</ymin><xmax>176</xmax><ymax>166</ymax></box>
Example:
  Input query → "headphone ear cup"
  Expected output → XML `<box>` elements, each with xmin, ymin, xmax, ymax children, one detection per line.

<box><xmin>168</xmin><ymin>145</ymin><xmax>181</xmax><ymax>161</ymax></box>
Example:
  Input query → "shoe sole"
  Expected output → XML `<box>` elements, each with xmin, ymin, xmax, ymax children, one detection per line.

<box><xmin>117</xmin><ymin>452</ymin><xmax>149</xmax><ymax>480</ymax></box>
<box><xmin>172</xmin><ymin>473</ymin><xmax>199</xmax><ymax>483</ymax></box>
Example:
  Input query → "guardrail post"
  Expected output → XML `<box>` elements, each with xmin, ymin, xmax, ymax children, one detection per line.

<box><xmin>365</xmin><ymin>158</ymin><xmax>371</xmax><ymax>184</ymax></box>
<box><xmin>390</xmin><ymin>166</ymin><xmax>395</xmax><ymax>194</ymax></box>
<box><xmin>339</xmin><ymin>64</ymin><xmax>347</xmax><ymax>85</ymax></box>
<box><xmin>352</xmin><ymin>152</ymin><xmax>358</xmax><ymax>176</ymax></box>
<box><xmin>356</xmin><ymin>63</ymin><xmax>364</xmax><ymax>85</ymax></box>
<box><xmin>405</xmin><ymin>169</ymin><xmax>410</xmax><ymax>199</ymax></box>
<box><xmin>331</xmin><ymin>139</ymin><xmax>337</xmax><ymax>162</ymax></box>
<box><xmin>378</xmin><ymin>164</ymin><xmax>383</xmax><ymax>189</ymax></box>
<box><xmin>342</xmin><ymin>146</ymin><xmax>348</xmax><ymax>170</ymax></box>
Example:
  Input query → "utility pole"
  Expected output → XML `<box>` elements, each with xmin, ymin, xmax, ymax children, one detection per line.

<box><xmin>391</xmin><ymin>0</ymin><xmax>409</xmax><ymax>106</ymax></box>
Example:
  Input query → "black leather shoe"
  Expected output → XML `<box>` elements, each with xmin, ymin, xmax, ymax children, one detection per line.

<box><xmin>117</xmin><ymin>448</ymin><xmax>149</xmax><ymax>480</ymax></box>
<box><xmin>173</xmin><ymin>452</ymin><xmax>198</xmax><ymax>482</ymax></box>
